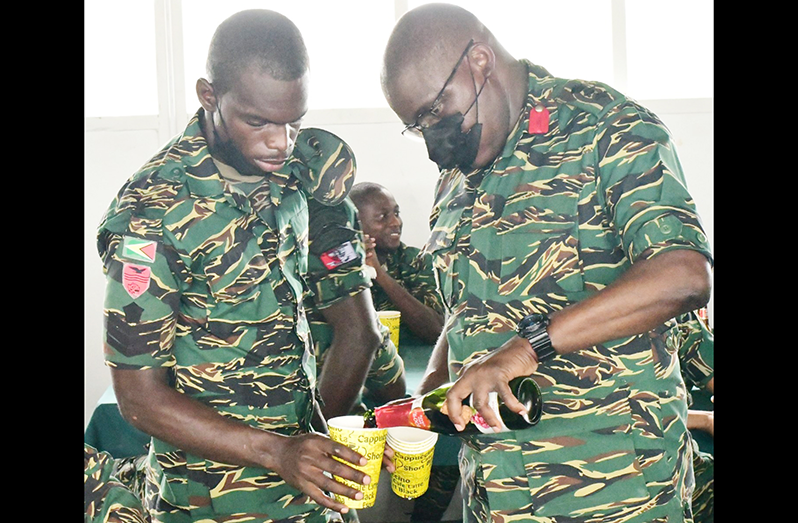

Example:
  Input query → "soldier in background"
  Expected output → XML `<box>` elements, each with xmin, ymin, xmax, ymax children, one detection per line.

<box><xmin>350</xmin><ymin>182</ymin><xmax>445</xmax><ymax>345</ymax></box>
<box><xmin>305</xmin><ymin>195</ymin><xmax>407</xmax><ymax>419</ymax></box>
<box><xmin>97</xmin><ymin>10</ymin><xmax>371</xmax><ymax>522</ymax></box>
<box><xmin>380</xmin><ymin>4</ymin><xmax>713</xmax><ymax>522</ymax></box>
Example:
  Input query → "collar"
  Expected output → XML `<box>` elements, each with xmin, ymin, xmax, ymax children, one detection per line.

<box><xmin>162</xmin><ymin>109</ymin><xmax>298</xmax><ymax>212</ymax></box>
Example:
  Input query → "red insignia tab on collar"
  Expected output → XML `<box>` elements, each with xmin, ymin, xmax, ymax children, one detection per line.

<box><xmin>528</xmin><ymin>104</ymin><xmax>550</xmax><ymax>134</ymax></box>
<box><xmin>122</xmin><ymin>263</ymin><xmax>151</xmax><ymax>299</ymax></box>
<box><xmin>320</xmin><ymin>241</ymin><xmax>358</xmax><ymax>270</ymax></box>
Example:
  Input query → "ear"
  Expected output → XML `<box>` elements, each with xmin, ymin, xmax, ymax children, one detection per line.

<box><xmin>196</xmin><ymin>78</ymin><xmax>217</xmax><ymax>112</ymax></box>
<box><xmin>467</xmin><ymin>43</ymin><xmax>495</xmax><ymax>83</ymax></box>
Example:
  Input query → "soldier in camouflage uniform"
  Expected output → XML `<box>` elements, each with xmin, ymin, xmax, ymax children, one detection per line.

<box><xmin>305</xmin><ymin>195</ymin><xmax>407</xmax><ymax>418</ymax></box>
<box><xmin>673</xmin><ymin>311</ymin><xmax>714</xmax><ymax>523</ymax></box>
<box><xmin>97</xmin><ymin>11</ymin><xmax>371</xmax><ymax>522</ymax></box>
<box><xmin>381</xmin><ymin>5</ymin><xmax>713</xmax><ymax>522</ymax></box>
<box><xmin>350</xmin><ymin>182</ymin><xmax>445</xmax><ymax>345</ymax></box>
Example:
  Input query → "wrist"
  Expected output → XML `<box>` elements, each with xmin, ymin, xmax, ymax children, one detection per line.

<box><xmin>251</xmin><ymin>430</ymin><xmax>287</xmax><ymax>471</ymax></box>
<box><xmin>516</xmin><ymin>313</ymin><xmax>557</xmax><ymax>365</ymax></box>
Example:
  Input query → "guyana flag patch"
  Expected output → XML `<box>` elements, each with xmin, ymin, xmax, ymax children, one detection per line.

<box><xmin>121</xmin><ymin>236</ymin><xmax>157</xmax><ymax>264</ymax></box>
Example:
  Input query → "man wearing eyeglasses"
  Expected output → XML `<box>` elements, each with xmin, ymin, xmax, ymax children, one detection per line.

<box><xmin>97</xmin><ymin>10</ymin><xmax>374</xmax><ymax>522</ymax></box>
<box><xmin>381</xmin><ymin>4</ymin><xmax>713</xmax><ymax>522</ymax></box>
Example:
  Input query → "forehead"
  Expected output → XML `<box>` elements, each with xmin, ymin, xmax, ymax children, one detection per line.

<box><xmin>361</xmin><ymin>189</ymin><xmax>398</xmax><ymax>212</ymax></box>
<box><xmin>224</xmin><ymin>64</ymin><xmax>309</xmax><ymax>123</ymax></box>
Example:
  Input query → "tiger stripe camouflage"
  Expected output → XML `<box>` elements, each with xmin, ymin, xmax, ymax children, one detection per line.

<box><xmin>423</xmin><ymin>61</ymin><xmax>713</xmax><ymax>522</ymax></box>
<box><xmin>305</xmin><ymin>196</ymin><xmax>405</xmax><ymax>412</ymax></box>
<box><xmin>97</xmin><ymin>110</ymin><xmax>356</xmax><ymax>522</ymax></box>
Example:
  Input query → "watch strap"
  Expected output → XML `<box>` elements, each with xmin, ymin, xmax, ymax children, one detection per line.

<box><xmin>517</xmin><ymin>313</ymin><xmax>557</xmax><ymax>363</ymax></box>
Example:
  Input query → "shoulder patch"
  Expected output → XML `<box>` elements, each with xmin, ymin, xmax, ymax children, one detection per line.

<box><xmin>320</xmin><ymin>241</ymin><xmax>358</xmax><ymax>270</ymax></box>
<box><xmin>122</xmin><ymin>263</ymin><xmax>152</xmax><ymax>299</ymax></box>
<box><xmin>121</xmin><ymin>236</ymin><xmax>157</xmax><ymax>264</ymax></box>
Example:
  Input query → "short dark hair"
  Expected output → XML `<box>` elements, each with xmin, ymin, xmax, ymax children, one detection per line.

<box><xmin>206</xmin><ymin>9</ymin><xmax>309</xmax><ymax>96</ymax></box>
<box><xmin>350</xmin><ymin>182</ymin><xmax>388</xmax><ymax>209</ymax></box>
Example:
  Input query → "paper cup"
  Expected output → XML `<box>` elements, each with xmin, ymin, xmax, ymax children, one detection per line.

<box><xmin>387</xmin><ymin>427</ymin><xmax>438</xmax><ymax>499</ymax></box>
<box><xmin>377</xmin><ymin>310</ymin><xmax>401</xmax><ymax>348</ymax></box>
<box><xmin>327</xmin><ymin>415</ymin><xmax>387</xmax><ymax>509</ymax></box>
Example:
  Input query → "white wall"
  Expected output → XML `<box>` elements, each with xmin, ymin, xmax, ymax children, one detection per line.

<box><xmin>84</xmin><ymin>101</ymin><xmax>712</xmax><ymax>428</ymax></box>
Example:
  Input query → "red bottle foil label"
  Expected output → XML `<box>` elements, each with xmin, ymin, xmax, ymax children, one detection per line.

<box><xmin>374</xmin><ymin>398</ymin><xmax>414</xmax><ymax>428</ymax></box>
<box><xmin>373</xmin><ymin>397</ymin><xmax>432</xmax><ymax>430</ymax></box>
<box><xmin>409</xmin><ymin>397</ymin><xmax>431</xmax><ymax>429</ymax></box>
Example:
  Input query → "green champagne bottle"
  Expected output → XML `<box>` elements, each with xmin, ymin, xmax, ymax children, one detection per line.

<box><xmin>364</xmin><ymin>376</ymin><xmax>542</xmax><ymax>435</ymax></box>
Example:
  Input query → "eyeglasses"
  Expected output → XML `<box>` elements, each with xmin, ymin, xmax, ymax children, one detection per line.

<box><xmin>401</xmin><ymin>39</ymin><xmax>476</xmax><ymax>141</ymax></box>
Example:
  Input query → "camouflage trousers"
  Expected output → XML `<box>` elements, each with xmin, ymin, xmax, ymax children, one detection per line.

<box><xmin>84</xmin><ymin>444</ymin><xmax>150</xmax><ymax>523</ymax></box>
<box><xmin>691</xmin><ymin>440</ymin><xmax>714</xmax><ymax>523</ymax></box>
<box><xmin>458</xmin><ymin>429</ymin><xmax>695</xmax><ymax>523</ymax></box>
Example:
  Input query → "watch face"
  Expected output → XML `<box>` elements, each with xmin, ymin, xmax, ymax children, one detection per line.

<box><xmin>518</xmin><ymin>313</ymin><xmax>548</xmax><ymax>333</ymax></box>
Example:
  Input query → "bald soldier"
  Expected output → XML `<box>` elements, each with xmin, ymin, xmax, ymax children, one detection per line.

<box><xmin>98</xmin><ymin>10</ymin><xmax>372</xmax><ymax>522</ymax></box>
<box><xmin>381</xmin><ymin>4</ymin><xmax>713</xmax><ymax>522</ymax></box>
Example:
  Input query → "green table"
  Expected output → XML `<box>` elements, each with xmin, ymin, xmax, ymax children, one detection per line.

<box><xmin>84</xmin><ymin>386</ymin><xmax>150</xmax><ymax>459</ymax></box>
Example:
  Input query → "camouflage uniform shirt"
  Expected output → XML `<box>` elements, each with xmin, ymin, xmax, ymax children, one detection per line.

<box><xmin>424</xmin><ymin>61</ymin><xmax>714</xmax><ymax>522</ymax></box>
<box><xmin>305</xmin><ymin>197</ymin><xmax>405</xmax><ymax>411</ymax></box>
<box><xmin>97</xmin><ymin>110</ymin><xmax>355</xmax><ymax>523</ymax></box>
<box><xmin>371</xmin><ymin>242</ymin><xmax>444</xmax><ymax>316</ymax></box>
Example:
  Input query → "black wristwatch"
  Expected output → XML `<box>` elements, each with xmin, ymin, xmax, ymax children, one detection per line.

<box><xmin>516</xmin><ymin>313</ymin><xmax>557</xmax><ymax>364</ymax></box>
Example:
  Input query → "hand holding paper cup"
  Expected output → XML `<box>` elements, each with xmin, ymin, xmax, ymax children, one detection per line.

<box><xmin>327</xmin><ymin>415</ymin><xmax>388</xmax><ymax>509</ymax></box>
<box><xmin>387</xmin><ymin>426</ymin><xmax>438</xmax><ymax>499</ymax></box>
<box><xmin>377</xmin><ymin>310</ymin><xmax>401</xmax><ymax>348</ymax></box>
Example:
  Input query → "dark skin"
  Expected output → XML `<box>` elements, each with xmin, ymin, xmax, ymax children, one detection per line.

<box><xmin>317</xmin><ymin>289</ymin><xmax>406</xmax><ymax>421</ymax></box>
<box><xmin>357</xmin><ymin>188</ymin><xmax>444</xmax><ymax>344</ymax></box>
<box><xmin>111</xmin><ymin>66</ymin><xmax>371</xmax><ymax>514</ymax></box>
<box><xmin>382</xmin><ymin>5</ymin><xmax>712</xmax><ymax>432</ymax></box>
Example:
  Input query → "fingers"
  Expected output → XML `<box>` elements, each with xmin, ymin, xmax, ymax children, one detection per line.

<box><xmin>468</xmin><ymin>386</ymin><xmax>504</xmax><ymax>433</ymax></box>
<box><xmin>382</xmin><ymin>445</ymin><xmax>395</xmax><ymax>473</ymax></box>
<box><xmin>283</xmin><ymin>436</ymin><xmax>373</xmax><ymax>512</ymax></box>
<box><xmin>444</xmin><ymin>381</ymin><xmax>470</xmax><ymax>432</ymax></box>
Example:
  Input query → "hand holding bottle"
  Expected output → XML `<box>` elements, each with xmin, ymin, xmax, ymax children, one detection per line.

<box><xmin>445</xmin><ymin>335</ymin><xmax>539</xmax><ymax>433</ymax></box>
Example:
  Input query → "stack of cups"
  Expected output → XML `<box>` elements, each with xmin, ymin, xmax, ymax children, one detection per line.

<box><xmin>387</xmin><ymin>427</ymin><xmax>439</xmax><ymax>499</ymax></box>
<box><xmin>327</xmin><ymin>415</ymin><xmax>388</xmax><ymax>509</ymax></box>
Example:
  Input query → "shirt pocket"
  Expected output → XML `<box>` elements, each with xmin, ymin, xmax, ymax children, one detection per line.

<box><xmin>493</xmin><ymin>196</ymin><xmax>584</xmax><ymax>298</ymax></box>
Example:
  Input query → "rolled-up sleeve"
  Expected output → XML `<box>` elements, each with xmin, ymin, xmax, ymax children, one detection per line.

<box><xmin>596</xmin><ymin>102</ymin><xmax>713</xmax><ymax>266</ymax></box>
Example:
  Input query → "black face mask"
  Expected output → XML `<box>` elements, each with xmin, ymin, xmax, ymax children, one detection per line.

<box><xmin>422</xmin><ymin>113</ymin><xmax>482</xmax><ymax>171</ymax></box>
<box><xmin>421</xmin><ymin>55</ymin><xmax>488</xmax><ymax>171</ymax></box>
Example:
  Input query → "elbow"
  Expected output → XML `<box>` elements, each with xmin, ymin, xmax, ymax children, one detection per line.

<box><xmin>672</xmin><ymin>250</ymin><xmax>712</xmax><ymax>313</ymax></box>
<box><xmin>363</xmin><ymin>324</ymin><xmax>383</xmax><ymax>355</ymax></box>
<box><xmin>115</xmin><ymin>394</ymin><xmax>147</xmax><ymax>432</ymax></box>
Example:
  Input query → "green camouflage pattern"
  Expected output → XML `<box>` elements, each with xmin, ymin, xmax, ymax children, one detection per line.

<box><xmin>305</xmin><ymin>197</ymin><xmax>405</xmax><ymax>410</ymax></box>
<box><xmin>673</xmin><ymin>311</ymin><xmax>714</xmax><ymax>523</ymax></box>
<box><xmin>97</xmin><ymin>110</ymin><xmax>355</xmax><ymax>522</ymax></box>
<box><xmin>85</xmin><ymin>444</ymin><xmax>149</xmax><ymax>523</ymax></box>
<box><xmin>424</xmin><ymin>61</ymin><xmax>713</xmax><ymax>522</ymax></box>
<box><xmin>690</xmin><ymin>441</ymin><xmax>714</xmax><ymax>523</ymax></box>
<box><xmin>672</xmin><ymin>311</ymin><xmax>714</xmax><ymax>392</ymax></box>
<box><xmin>371</xmin><ymin>242</ymin><xmax>444</xmax><ymax>317</ymax></box>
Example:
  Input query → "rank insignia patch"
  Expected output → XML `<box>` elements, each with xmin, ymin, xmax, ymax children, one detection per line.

<box><xmin>122</xmin><ymin>263</ymin><xmax>151</xmax><ymax>299</ymax></box>
<box><xmin>121</xmin><ymin>236</ymin><xmax>157</xmax><ymax>264</ymax></box>
<box><xmin>320</xmin><ymin>241</ymin><xmax>358</xmax><ymax>270</ymax></box>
